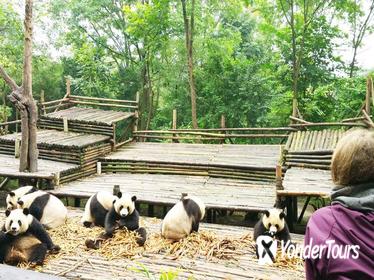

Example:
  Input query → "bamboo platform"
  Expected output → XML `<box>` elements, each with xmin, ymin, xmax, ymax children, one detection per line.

<box><xmin>284</xmin><ymin>129</ymin><xmax>346</xmax><ymax>169</ymax></box>
<box><xmin>101</xmin><ymin>143</ymin><xmax>282</xmax><ymax>182</ymax></box>
<box><xmin>0</xmin><ymin>129</ymin><xmax>111</xmax><ymax>165</ymax></box>
<box><xmin>38</xmin><ymin>210</ymin><xmax>305</xmax><ymax>280</ymax></box>
<box><xmin>51</xmin><ymin>173</ymin><xmax>276</xmax><ymax>212</ymax></box>
<box><xmin>39</xmin><ymin>107</ymin><xmax>135</xmax><ymax>137</ymax></box>
<box><xmin>0</xmin><ymin>129</ymin><xmax>112</xmax><ymax>184</ymax></box>
<box><xmin>278</xmin><ymin>167</ymin><xmax>334</xmax><ymax>197</ymax></box>
<box><xmin>0</xmin><ymin>154</ymin><xmax>78</xmax><ymax>184</ymax></box>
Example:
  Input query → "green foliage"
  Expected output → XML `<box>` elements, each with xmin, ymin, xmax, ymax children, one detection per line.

<box><xmin>0</xmin><ymin>0</ymin><xmax>372</xmax><ymax>130</ymax></box>
<box><xmin>129</xmin><ymin>263</ymin><xmax>181</xmax><ymax>280</ymax></box>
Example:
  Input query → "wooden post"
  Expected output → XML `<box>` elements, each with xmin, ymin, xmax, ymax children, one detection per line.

<box><xmin>40</xmin><ymin>90</ymin><xmax>46</xmax><ymax>115</ymax></box>
<box><xmin>275</xmin><ymin>165</ymin><xmax>283</xmax><ymax>191</ymax></box>
<box><xmin>366</xmin><ymin>76</ymin><xmax>373</xmax><ymax>115</ymax></box>
<box><xmin>97</xmin><ymin>162</ymin><xmax>102</xmax><ymax>175</ymax></box>
<box><xmin>15</xmin><ymin>110</ymin><xmax>19</xmax><ymax>133</ymax></box>
<box><xmin>63</xmin><ymin>117</ymin><xmax>68</xmax><ymax>132</ymax></box>
<box><xmin>172</xmin><ymin>109</ymin><xmax>178</xmax><ymax>143</ymax></box>
<box><xmin>220</xmin><ymin>114</ymin><xmax>226</xmax><ymax>144</ymax></box>
<box><xmin>113</xmin><ymin>185</ymin><xmax>120</xmax><ymax>196</ymax></box>
<box><xmin>66</xmin><ymin>78</ymin><xmax>71</xmax><ymax>98</ymax></box>
<box><xmin>133</xmin><ymin>92</ymin><xmax>139</xmax><ymax>141</ymax></box>
<box><xmin>15</xmin><ymin>139</ymin><xmax>20</xmax><ymax>158</ymax></box>
<box><xmin>54</xmin><ymin>77</ymin><xmax>71</xmax><ymax>113</ymax></box>
<box><xmin>54</xmin><ymin>172</ymin><xmax>60</xmax><ymax>186</ymax></box>
<box><xmin>112</xmin><ymin>123</ymin><xmax>116</xmax><ymax>150</ymax></box>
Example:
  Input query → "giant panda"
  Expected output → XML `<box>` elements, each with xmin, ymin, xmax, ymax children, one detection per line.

<box><xmin>81</xmin><ymin>191</ymin><xmax>117</xmax><ymax>228</ymax></box>
<box><xmin>82</xmin><ymin>191</ymin><xmax>146</xmax><ymax>246</ymax></box>
<box><xmin>161</xmin><ymin>194</ymin><xmax>205</xmax><ymax>241</ymax></box>
<box><xmin>17</xmin><ymin>191</ymin><xmax>68</xmax><ymax>229</ymax></box>
<box><xmin>6</xmin><ymin>186</ymin><xmax>37</xmax><ymax>210</ymax></box>
<box><xmin>0</xmin><ymin>208</ymin><xmax>60</xmax><ymax>265</ymax></box>
<box><xmin>253</xmin><ymin>208</ymin><xmax>291</xmax><ymax>244</ymax></box>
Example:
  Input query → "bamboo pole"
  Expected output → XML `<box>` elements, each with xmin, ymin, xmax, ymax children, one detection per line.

<box><xmin>68</xmin><ymin>100</ymin><xmax>138</xmax><ymax>109</ymax></box>
<box><xmin>289</xmin><ymin>116</ymin><xmax>311</xmax><ymax>124</ymax></box>
<box><xmin>366</xmin><ymin>76</ymin><xmax>372</xmax><ymax>115</ymax></box>
<box><xmin>172</xmin><ymin>109</ymin><xmax>178</xmax><ymax>143</ymax></box>
<box><xmin>290</xmin><ymin>122</ymin><xmax>365</xmax><ymax>128</ymax></box>
<box><xmin>362</xmin><ymin>109</ymin><xmax>374</xmax><ymax>128</ymax></box>
<box><xmin>54</xmin><ymin>77</ymin><xmax>71</xmax><ymax>112</ymax></box>
<box><xmin>69</xmin><ymin>95</ymin><xmax>138</xmax><ymax>104</ymax></box>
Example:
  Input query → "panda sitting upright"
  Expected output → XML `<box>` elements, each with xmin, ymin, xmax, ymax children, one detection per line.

<box><xmin>161</xmin><ymin>193</ymin><xmax>205</xmax><ymax>241</ymax></box>
<box><xmin>0</xmin><ymin>208</ymin><xmax>60</xmax><ymax>265</ymax></box>
<box><xmin>254</xmin><ymin>208</ymin><xmax>291</xmax><ymax>244</ymax></box>
<box><xmin>82</xmin><ymin>191</ymin><xmax>146</xmax><ymax>246</ymax></box>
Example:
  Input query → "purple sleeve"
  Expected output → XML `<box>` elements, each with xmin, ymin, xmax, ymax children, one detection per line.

<box><xmin>304</xmin><ymin>207</ymin><xmax>334</xmax><ymax>280</ymax></box>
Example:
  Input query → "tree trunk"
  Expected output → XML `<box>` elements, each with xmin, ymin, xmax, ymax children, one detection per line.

<box><xmin>0</xmin><ymin>0</ymin><xmax>38</xmax><ymax>172</ymax></box>
<box><xmin>181</xmin><ymin>0</ymin><xmax>198</xmax><ymax>129</ymax></box>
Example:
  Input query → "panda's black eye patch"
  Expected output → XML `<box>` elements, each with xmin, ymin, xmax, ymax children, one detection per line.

<box><xmin>268</xmin><ymin>223</ymin><xmax>271</xmax><ymax>228</ymax></box>
<box><xmin>18</xmin><ymin>220</ymin><xmax>21</xmax><ymax>226</ymax></box>
<box><xmin>119</xmin><ymin>206</ymin><xmax>123</xmax><ymax>211</ymax></box>
<box><xmin>127</xmin><ymin>207</ymin><xmax>130</xmax><ymax>212</ymax></box>
<box><xmin>276</xmin><ymin>224</ymin><xmax>279</xmax><ymax>229</ymax></box>
<box><xmin>9</xmin><ymin>202</ymin><xmax>13</xmax><ymax>206</ymax></box>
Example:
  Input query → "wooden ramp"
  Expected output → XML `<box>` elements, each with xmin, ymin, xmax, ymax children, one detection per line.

<box><xmin>0</xmin><ymin>154</ymin><xmax>78</xmax><ymax>184</ymax></box>
<box><xmin>51</xmin><ymin>173</ymin><xmax>276</xmax><ymax>212</ymax></box>
<box><xmin>101</xmin><ymin>142</ymin><xmax>282</xmax><ymax>181</ymax></box>
<box><xmin>284</xmin><ymin>129</ymin><xmax>346</xmax><ymax>169</ymax></box>
<box><xmin>279</xmin><ymin>167</ymin><xmax>333</xmax><ymax>198</ymax></box>
<box><xmin>37</xmin><ymin>210</ymin><xmax>305</xmax><ymax>280</ymax></box>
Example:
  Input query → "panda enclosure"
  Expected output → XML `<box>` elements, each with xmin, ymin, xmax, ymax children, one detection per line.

<box><xmin>0</xmin><ymin>77</ymin><xmax>373</xmax><ymax>279</ymax></box>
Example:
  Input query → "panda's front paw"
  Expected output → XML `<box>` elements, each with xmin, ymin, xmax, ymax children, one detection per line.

<box><xmin>49</xmin><ymin>245</ymin><xmax>61</xmax><ymax>254</ymax></box>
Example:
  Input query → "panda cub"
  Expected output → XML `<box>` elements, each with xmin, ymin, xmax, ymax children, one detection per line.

<box><xmin>253</xmin><ymin>208</ymin><xmax>291</xmax><ymax>244</ymax></box>
<box><xmin>161</xmin><ymin>194</ymin><xmax>205</xmax><ymax>241</ymax></box>
<box><xmin>82</xmin><ymin>191</ymin><xmax>146</xmax><ymax>246</ymax></box>
<box><xmin>0</xmin><ymin>208</ymin><xmax>60</xmax><ymax>265</ymax></box>
<box><xmin>17</xmin><ymin>190</ymin><xmax>68</xmax><ymax>229</ymax></box>
<box><xmin>6</xmin><ymin>185</ymin><xmax>37</xmax><ymax>210</ymax></box>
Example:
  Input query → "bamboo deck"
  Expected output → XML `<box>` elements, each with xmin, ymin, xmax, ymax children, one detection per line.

<box><xmin>284</xmin><ymin>129</ymin><xmax>346</xmax><ymax>169</ymax></box>
<box><xmin>39</xmin><ymin>107</ymin><xmax>135</xmax><ymax>137</ymax></box>
<box><xmin>42</xmin><ymin>107</ymin><xmax>134</xmax><ymax>125</ymax></box>
<box><xmin>0</xmin><ymin>154</ymin><xmax>78</xmax><ymax>182</ymax></box>
<box><xmin>37</xmin><ymin>210</ymin><xmax>305</xmax><ymax>280</ymax></box>
<box><xmin>101</xmin><ymin>143</ymin><xmax>282</xmax><ymax>182</ymax></box>
<box><xmin>51</xmin><ymin>173</ymin><xmax>276</xmax><ymax>212</ymax></box>
<box><xmin>0</xmin><ymin>130</ymin><xmax>112</xmax><ymax>184</ymax></box>
<box><xmin>278</xmin><ymin>167</ymin><xmax>334</xmax><ymax>197</ymax></box>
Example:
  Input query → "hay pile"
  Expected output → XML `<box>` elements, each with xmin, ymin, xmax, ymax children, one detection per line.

<box><xmin>19</xmin><ymin>216</ymin><xmax>303</xmax><ymax>272</ymax></box>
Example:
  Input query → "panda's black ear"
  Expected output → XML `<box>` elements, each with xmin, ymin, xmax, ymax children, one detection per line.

<box><xmin>23</xmin><ymin>208</ymin><xmax>30</xmax><ymax>216</ymax></box>
<box><xmin>5</xmin><ymin>209</ymin><xmax>11</xmax><ymax>217</ymax></box>
<box><xmin>17</xmin><ymin>200</ymin><xmax>24</xmax><ymax>206</ymax></box>
<box><xmin>9</xmin><ymin>192</ymin><xmax>15</xmax><ymax>197</ymax></box>
<box><xmin>263</xmin><ymin>210</ymin><xmax>270</xmax><ymax>217</ymax></box>
<box><xmin>279</xmin><ymin>212</ymin><xmax>286</xmax><ymax>220</ymax></box>
<box><xmin>117</xmin><ymin>192</ymin><xmax>122</xmax><ymax>198</ymax></box>
<box><xmin>131</xmin><ymin>195</ymin><xmax>137</xmax><ymax>202</ymax></box>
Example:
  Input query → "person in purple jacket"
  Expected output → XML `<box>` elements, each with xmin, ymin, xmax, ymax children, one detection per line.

<box><xmin>304</xmin><ymin>129</ymin><xmax>374</xmax><ymax>280</ymax></box>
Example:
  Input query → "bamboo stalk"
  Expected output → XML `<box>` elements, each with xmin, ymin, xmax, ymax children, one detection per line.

<box><xmin>69</xmin><ymin>100</ymin><xmax>138</xmax><ymax>109</ymax></box>
<box><xmin>362</xmin><ymin>109</ymin><xmax>374</xmax><ymax>128</ymax></box>
<box><xmin>289</xmin><ymin>116</ymin><xmax>311</xmax><ymax>124</ymax></box>
<box><xmin>70</xmin><ymin>95</ymin><xmax>138</xmax><ymax>104</ymax></box>
<box><xmin>290</xmin><ymin>122</ymin><xmax>365</xmax><ymax>127</ymax></box>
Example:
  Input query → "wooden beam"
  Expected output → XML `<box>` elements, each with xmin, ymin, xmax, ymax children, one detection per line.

<box><xmin>366</xmin><ymin>76</ymin><xmax>373</xmax><ymax>115</ymax></box>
